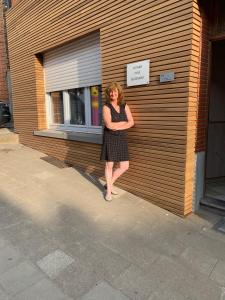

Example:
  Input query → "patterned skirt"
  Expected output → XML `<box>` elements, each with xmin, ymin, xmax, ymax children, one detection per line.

<box><xmin>100</xmin><ymin>130</ymin><xmax>129</xmax><ymax>162</ymax></box>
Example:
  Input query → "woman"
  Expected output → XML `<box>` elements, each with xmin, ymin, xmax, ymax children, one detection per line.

<box><xmin>100</xmin><ymin>82</ymin><xmax>134</xmax><ymax>201</ymax></box>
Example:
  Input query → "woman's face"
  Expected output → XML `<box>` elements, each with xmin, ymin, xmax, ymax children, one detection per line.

<box><xmin>109</xmin><ymin>88</ymin><xmax>119</xmax><ymax>102</ymax></box>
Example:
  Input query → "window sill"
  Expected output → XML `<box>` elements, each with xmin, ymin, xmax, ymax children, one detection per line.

<box><xmin>33</xmin><ymin>129</ymin><xmax>103</xmax><ymax>144</ymax></box>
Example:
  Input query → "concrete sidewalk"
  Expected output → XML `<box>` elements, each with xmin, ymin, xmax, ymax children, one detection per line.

<box><xmin>0</xmin><ymin>143</ymin><xmax>225</xmax><ymax>300</ymax></box>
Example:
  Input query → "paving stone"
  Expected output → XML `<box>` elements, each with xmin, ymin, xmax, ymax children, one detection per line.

<box><xmin>33</xmin><ymin>170</ymin><xmax>56</xmax><ymax>180</ymax></box>
<box><xmin>130</xmin><ymin>218</ymin><xmax>186</xmax><ymax>259</ymax></box>
<box><xmin>0</xmin><ymin>144</ymin><xmax>225</xmax><ymax>300</ymax></box>
<box><xmin>48</xmin><ymin>206</ymin><xmax>117</xmax><ymax>244</ymax></box>
<box><xmin>186</xmin><ymin>209</ymin><xmax>221</xmax><ymax>230</ymax></box>
<box><xmin>95</xmin><ymin>201</ymin><xmax>139</xmax><ymax>224</ymax></box>
<box><xmin>0</xmin><ymin>245</ymin><xmax>22</xmax><ymax>274</ymax></box>
<box><xmin>8</xmin><ymin>185</ymin><xmax>61</xmax><ymax>212</ymax></box>
<box><xmin>177</xmin><ymin>229</ymin><xmax>225</xmax><ymax>261</ymax></box>
<box><xmin>148</xmin><ymin>288</ymin><xmax>190</xmax><ymax>300</ymax></box>
<box><xmin>0</xmin><ymin>206</ymin><xmax>14</xmax><ymax>219</ymax></box>
<box><xmin>14</xmin><ymin>278</ymin><xmax>67</xmax><ymax>300</ymax></box>
<box><xmin>37</xmin><ymin>249</ymin><xmax>74</xmax><ymax>279</ymax></box>
<box><xmin>153</xmin><ymin>238</ymin><xmax>185</xmax><ymax>258</ymax></box>
<box><xmin>112</xmin><ymin>264</ymin><xmax>156</xmax><ymax>300</ymax></box>
<box><xmin>47</xmin><ymin>224</ymin><xmax>92</xmax><ymax>257</ymax></box>
<box><xmin>199</xmin><ymin>225</ymin><xmax>225</xmax><ymax>245</ymax></box>
<box><xmin>0</xmin><ymin>172</ymin><xmax>27</xmax><ymax>192</ymax></box>
<box><xmin>74</xmin><ymin>212</ymin><xmax>136</xmax><ymax>243</ymax></box>
<box><xmin>80</xmin><ymin>280</ymin><xmax>130</xmax><ymax>300</ymax></box>
<box><xmin>106</xmin><ymin>195</ymin><xmax>145</xmax><ymax>219</ymax></box>
<box><xmin>3</xmin><ymin>220</ymin><xmax>59</xmax><ymax>262</ymax></box>
<box><xmin>54</xmin><ymin>257</ymin><xmax>100</xmax><ymax>299</ymax></box>
<box><xmin>69</xmin><ymin>240</ymin><xmax>131</xmax><ymax>283</ymax></box>
<box><xmin>139</xmin><ymin>228</ymin><xmax>185</xmax><ymax>259</ymax></box>
<box><xmin>101</xmin><ymin>231</ymin><xmax>159</xmax><ymax>271</ymax></box>
<box><xmin>0</xmin><ymin>288</ymin><xmax>9</xmax><ymax>300</ymax></box>
<box><xmin>180</xmin><ymin>247</ymin><xmax>218</xmax><ymax>276</ymax></box>
<box><xmin>0</xmin><ymin>236</ymin><xmax>9</xmax><ymax>249</ymax></box>
<box><xmin>210</xmin><ymin>260</ymin><xmax>225</xmax><ymax>286</ymax></box>
<box><xmin>220</xmin><ymin>287</ymin><xmax>225</xmax><ymax>300</ymax></box>
<box><xmin>0</xmin><ymin>261</ymin><xmax>44</xmax><ymax>295</ymax></box>
<box><xmin>0</xmin><ymin>209</ymin><xmax>23</xmax><ymax>230</ymax></box>
<box><xmin>0</xmin><ymin>189</ymin><xmax>26</xmax><ymax>209</ymax></box>
<box><xmin>177</xmin><ymin>275</ymin><xmax>222</xmax><ymax>300</ymax></box>
<box><xmin>143</xmin><ymin>255</ymin><xmax>221</xmax><ymax>300</ymax></box>
<box><xmin>160</xmin><ymin>257</ymin><xmax>221</xmax><ymax>300</ymax></box>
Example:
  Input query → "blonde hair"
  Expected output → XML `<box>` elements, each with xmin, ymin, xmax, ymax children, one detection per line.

<box><xmin>104</xmin><ymin>82</ymin><xmax>124</xmax><ymax>106</ymax></box>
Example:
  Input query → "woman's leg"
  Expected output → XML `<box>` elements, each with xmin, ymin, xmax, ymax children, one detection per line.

<box><xmin>105</xmin><ymin>161</ymin><xmax>114</xmax><ymax>195</ymax></box>
<box><xmin>111</xmin><ymin>161</ymin><xmax>129</xmax><ymax>185</ymax></box>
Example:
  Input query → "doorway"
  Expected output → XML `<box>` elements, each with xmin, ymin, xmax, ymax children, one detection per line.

<box><xmin>203</xmin><ymin>40</ymin><xmax>225</xmax><ymax>210</ymax></box>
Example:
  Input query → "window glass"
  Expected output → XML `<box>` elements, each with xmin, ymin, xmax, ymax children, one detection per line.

<box><xmin>50</xmin><ymin>91</ymin><xmax>64</xmax><ymax>124</ymax></box>
<box><xmin>90</xmin><ymin>85</ymin><xmax>102</xmax><ymax>126</ymax></box>
<box><xmin>69</xmin><ymin>88</ymin><xmax>85</xmax><ymax>125</ymax></box>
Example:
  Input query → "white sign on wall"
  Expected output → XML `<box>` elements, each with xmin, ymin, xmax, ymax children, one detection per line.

<box><xmin>127</xmin><ymin>59</ymin><xmax>150</xmax><ymax>86</ymax></box>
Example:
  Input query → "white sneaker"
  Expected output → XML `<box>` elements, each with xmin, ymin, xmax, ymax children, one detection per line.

<box><xmin>104</xmin><ymin>193</ymin><xmax>112</xmax><ymax>202</ymax></box>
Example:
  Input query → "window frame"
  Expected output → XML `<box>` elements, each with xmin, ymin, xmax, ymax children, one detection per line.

<box><xmin>46</xmin><ymin>86</ymin><xmax>102</xmax><ymax>134</ymax></box>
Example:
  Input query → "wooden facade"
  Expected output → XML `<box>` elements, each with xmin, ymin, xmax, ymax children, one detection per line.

<box><xmin>6</xmin><ymin>0</ymin><xmax>206</xmax><ymax>216</ymax></box>
<box><xmin>0</xmin><ymin>2</ymin><xmax>8</xmax><ymax>102</ymax></box>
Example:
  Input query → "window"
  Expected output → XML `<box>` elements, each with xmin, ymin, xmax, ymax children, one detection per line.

<box><xmin>47</xmin><ymin>85</ymin><xmax>102</xmax><ymax>133</ymax></box>
<box><xmin>50</xmin><ymin>91</ymin><xmax>64</xmax><ymax>124</ymax></box>
<box><xmin>69</xmin><ymin>88</ymin><xmax>85</xmax><ymax>125</ymax></box>
<box><xmin>90</xmin><ymin>86</ymin><xmax>102</xmax><ymax>126</ymax></box>
<box><xmin>44</xmin><ymin>31</ymin><xmax>102</xmax><ymax>135</ymax></box>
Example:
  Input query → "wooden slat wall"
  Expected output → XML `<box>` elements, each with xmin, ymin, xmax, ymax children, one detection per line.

<box><xmin>6</xmin><ymin>0</ymin><xmax>197</xmax><ymax>216</ymax></box>
<box><xmin>193</xmin><ymin>0</ymin><xmax>210</xmax><ymax>153</ymax></box>
<box><xmin>0</xmin><ymin>6</ymin><xmax>8</xmax><ymax>101</ymax></box>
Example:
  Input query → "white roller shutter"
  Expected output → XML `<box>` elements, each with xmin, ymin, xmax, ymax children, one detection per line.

<box><xmin>44</xmin><ymin>32</ymin><xmax>101</xmax><ymax>92</ymax></box>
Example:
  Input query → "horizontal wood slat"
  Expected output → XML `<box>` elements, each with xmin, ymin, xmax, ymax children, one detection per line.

<box><xmin>6</xmin><ymin>0</ymin><xmax>199</xmax><ymax>216</ymax></box>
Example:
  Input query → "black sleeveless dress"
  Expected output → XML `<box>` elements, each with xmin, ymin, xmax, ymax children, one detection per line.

<box><xmin>100</xmin><ymin>103</ymin><xmax>129</xmax><ymax>162</ymax></box>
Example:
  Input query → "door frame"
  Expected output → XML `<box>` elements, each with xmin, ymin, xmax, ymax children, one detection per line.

<box><xmin>204</xmin><ymin>38</ymin><xmax>225</xmax><ymax>189</ymax></box>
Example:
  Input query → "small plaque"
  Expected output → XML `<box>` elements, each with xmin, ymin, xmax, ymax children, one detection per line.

<box><xmin>160</xmin><ymin>72</ymin><xmax>175</xmax><ymax>83</ymax></box>
<box><xmin>127</xmin><ymin>60</ymin><xmax>150</xmax><ymax>86</ymax></box>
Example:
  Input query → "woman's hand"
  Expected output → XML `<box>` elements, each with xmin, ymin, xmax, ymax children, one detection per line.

<box><xmin>112</xmin><ymin>105</ymin><xmax>134</xmax><ymax>130</ymax></box>
<box><xmin>111</xmin><ymin>122</ymin><xmax>127</xmax><ymax>131</ymax></box>
<box><xmin>121</xmin><ymin>104</ymin><xmax>134</xmax><ymax>129</ymax></box>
